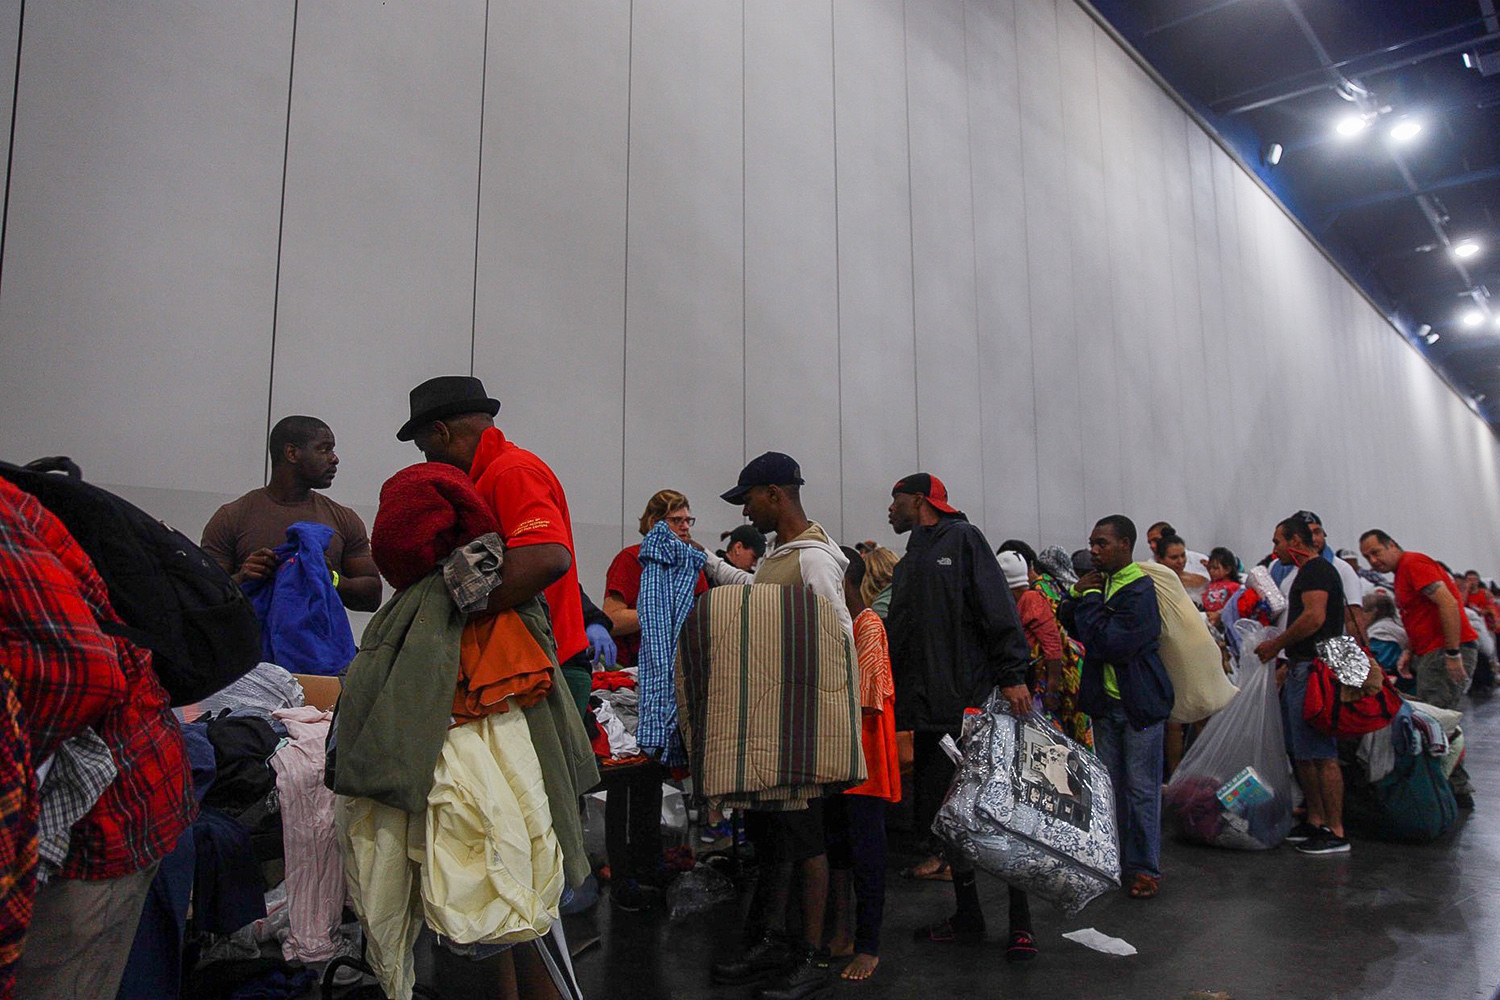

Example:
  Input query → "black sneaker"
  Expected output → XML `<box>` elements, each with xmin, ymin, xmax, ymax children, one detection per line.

<box><xmin>1285</xmin><ymin>821</ymin><xmax>1321</xmax><ymax>844</ymax></box>
<box><xmin>711</xmin><ymin>933</ymin><xmax>792</xmax><ymax>986</ymax></box>
<box><xmin>1296</xmin><ymin>828</ymin><xmax>1351</xmax><ymax>855</ymax></box>
<box><xmin>610</xmin><ymin>879</ymin><xmax>660</xmax><ymax>913</ymax></box>
<box><xmin>755</xmin><ymin>948</ymin><xmax>833</xmax><ymax>1000</ymax></box>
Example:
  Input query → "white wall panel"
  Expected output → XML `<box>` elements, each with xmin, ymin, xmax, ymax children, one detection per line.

<box><xmin>1</xmin><ymin>0</ymin><xmax>1497</xmax><ymax>581</ymax></box>
<box><xmin>1058</xmin><ymin>1</ymin><xmax>1117</xmax><ymax>536</ymax></box>
<box><xmin>1159</xmin><ymin>107</ymin><xmax>1207</xmax><ymax>550</ymax></box>
<box><xmin>1186</xmin><ymin>125</ymin><xmax>1229</xmax><ymax>544</ymax></box>
<box><xmin>1016</xmin><ymin>0</ymin><xmax>1083</xmax><ymax>546</ymax></box>
<box><xmin>966</xmin><ymin>0</ymin><xmax>1040</xmax><ymax>545</ymax></box>
<box><xmin>905</xmin><ymin>0</ymin><xmax>984</xmax><ymax>518</ymax></box>
<box><xmin>473</xmin><ymin>0</ymin><xmax>630</xmax><ymax>587</ymax></box>
<box><xmin>1095</xmin><ymin>28</ymin><xmax>1155</xmax><ymax>542</ymax></box>
<box><xmin>833</xmin><ymin>0</ymin><xmax>919</xmax><ymax>545</ymax></box>
<box><xmin>744</xmin><ymin>1</ymin><xmax>842</xmax><ymax>538</ymax></box>
<box><xmin>0</xmin><ymin>2</ymin><xmax>291</xmax><ymax>494</ymax></box>
<box><xmin>272</xmin><ymin>1</ymin><xmax>485</xmax><ymax>508</ymax></box>
<box><xmin>622</xmin><ymin>1</ymin><xmax>743</xmax><ymax>545</ymax></box>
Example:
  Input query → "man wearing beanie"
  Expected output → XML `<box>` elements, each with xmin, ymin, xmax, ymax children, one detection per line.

<box><xmin>884</xmin><ymin>474</ymin><xmax>1037</xmax><ymax>961</ymax></box>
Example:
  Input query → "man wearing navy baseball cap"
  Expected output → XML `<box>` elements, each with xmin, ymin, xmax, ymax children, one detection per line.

<box><xmin>706</xmin><ymin>451</ymin><xmax>852</xmax><ymax>1000</ymax></box>
<box><xmin>885</xmin><ymin>472</ymin><xmax>1036</xmax><ymax>961</ymax></box>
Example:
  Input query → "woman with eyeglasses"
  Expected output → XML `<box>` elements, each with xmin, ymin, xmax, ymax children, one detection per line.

<box><xmin>599</xmin><ymin>489</ymin><xmax>709</xmax><ymax>910</ymax></box>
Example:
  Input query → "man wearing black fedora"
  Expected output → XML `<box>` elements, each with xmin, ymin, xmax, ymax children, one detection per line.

<box><xmin>398</xmin><ymin>375</ymin><xmax>588</xmax><ymax>665</ymax></box>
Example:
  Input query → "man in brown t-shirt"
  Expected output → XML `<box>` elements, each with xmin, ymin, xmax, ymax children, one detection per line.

<box><xmin>201</xmin><ymin>415</ymin><xmax>382</xmax><ymax>612</ymax></box>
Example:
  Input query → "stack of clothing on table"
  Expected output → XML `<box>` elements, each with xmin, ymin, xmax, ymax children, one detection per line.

<box><xmin>589</xmin><ymin>669</ymin><xmax>641</xmax><ymax>763</ymax></box>
<box><xmin>127</xmin><ymin>663</ymin><xmax>344</xmax><ymax>1000</ymax></box>
<box><xmin>675</xmin><ymin>583</ymin><xmax>864</xmax><ymax>811</ymax></box>
<box><xmin>333</xmin><ymin>462</ymin><xmax>598</xmax><ymax>1000</ymax></box>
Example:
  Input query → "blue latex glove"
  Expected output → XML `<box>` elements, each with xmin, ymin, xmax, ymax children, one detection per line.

<box><xmin>585</xmin><ymin>623</ymin><xmax>617</xmax><ymax>669</ymax></box>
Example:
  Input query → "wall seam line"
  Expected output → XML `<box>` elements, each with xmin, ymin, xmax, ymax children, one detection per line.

<box><xmin>1014</xmin><ymin>0</ymin><xmax>1043</xmax><ymax>539</ymax></box>
<box><xmin>0</xmin><ymin>0</ymin><xmax>26</xmax><ymax>302</ymax></box>
<box><xmin>620</xmin><ymin>0</ymin><xmax>634</xmax><ymax>552</ymax></box>
<box><xmin>264</xmin><ymin>0</ymin><xmax>299</xmax><ymax>486</ymax></box>
<box><xmin>902</xmin><ymin>1</ymin><xmax>920</xmax><ymax>471</ymax></box>
<box><xmin>831</xmin><ymin>0</ymin><xmax>844</xmax><ymax>540</ymax></box>
<box><xmin>740</xmin><ymin>0</ymin><xmax>748</xmax><ymax>467</ymax></box>
<box><xmin>961</xmin><ymin>0</ymin><xmax>986</xmax><ymax>535</ymax></box>
<box><xmin>468</xmin><ymin>0</ymin><xmax>491</xmax><ymax>378</ymax></box>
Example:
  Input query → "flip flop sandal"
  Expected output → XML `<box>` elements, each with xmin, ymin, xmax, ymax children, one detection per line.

<box><xmin>1005</xmin><ymin>930</ymin><xmax>1038</xmax><ymax>963</ymax></box>
<box><xmin>1128</xmin><ymin>874</ymin><xmax>1160</xmax><ymax>899</ymax></box>
<box><xmin>899</xmin><ymin>861</ymin><xmax>952</xmax><ymax>882</ymax></box>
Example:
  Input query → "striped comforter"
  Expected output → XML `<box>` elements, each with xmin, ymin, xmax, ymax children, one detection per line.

<box><xmin>675</xmin><ymin>584</ymin><xmax>864</xmax><ymax>811</ymax></box>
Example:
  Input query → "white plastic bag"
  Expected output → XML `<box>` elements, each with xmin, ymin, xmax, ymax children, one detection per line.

<box><xmin>1162</xmin><ymin>620</ymin><xmax>1293</xmax><ymax>849</ymax></box>
<box><xmin>934</xmin><ymin>694</ymin><xmax>1120</xmax><ymax>915</ymax></box>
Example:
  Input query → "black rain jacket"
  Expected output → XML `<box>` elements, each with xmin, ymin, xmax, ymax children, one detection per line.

<box><xmin>886</xmin><ymin>515</ymin><xmax>1030</xmax><ymax>732</ymax></box>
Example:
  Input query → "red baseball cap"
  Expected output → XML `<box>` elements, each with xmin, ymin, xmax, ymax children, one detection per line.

<box><xmin>891</xmin><ymin>473</ymin><xmax>961</xmax><ymax>516</ymax></box>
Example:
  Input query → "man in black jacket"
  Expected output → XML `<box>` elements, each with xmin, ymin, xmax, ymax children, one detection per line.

<box><xmin>1060</xmin><ymin>514</ymin><xmax>1172</xmax><ymax>900</ymax></box>
<box><xmin>885</xmin><ymin>474</ymin><xmax>1036</xmax><ymax>959</ymax></box>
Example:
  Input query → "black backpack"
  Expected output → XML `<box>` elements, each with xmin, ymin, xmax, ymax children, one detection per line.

<box><xmin>0</xmin><ymin>457</ymin><xmax>262</xmax><ymax>705</ymax></box>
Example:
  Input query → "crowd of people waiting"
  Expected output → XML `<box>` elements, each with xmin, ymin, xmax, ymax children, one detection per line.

<box><xmin>0</xmin><ymin>371</ymin><xmax>1489</xmax><ymax>1000</ymax></box>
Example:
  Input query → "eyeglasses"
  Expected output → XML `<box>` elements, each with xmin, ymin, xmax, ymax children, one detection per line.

<box><xmin>665</xmin><ymin>515</ymin><xmax>696</xmax><ymax>527</ymax></box>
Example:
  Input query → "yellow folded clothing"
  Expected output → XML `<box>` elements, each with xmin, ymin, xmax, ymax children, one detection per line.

<box><xmin>336</xmin><ymin>708</ymin><xmax>564</xmax><ymax>1000</ymax></box>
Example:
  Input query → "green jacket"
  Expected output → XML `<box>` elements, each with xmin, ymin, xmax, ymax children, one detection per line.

<box><xmin>513</xmin><ymin>602</ymin><xmax>600</xmax><ymax>889</ymax></box>
<box><xmin>333</xmin><ymin>572</ymin><xmax>599</xmax><ymax>887</ymax></box>
<box><xmin>334</xmin><ymin>572</ymin><xmax>464</xmax><ymax>815</ymax></box>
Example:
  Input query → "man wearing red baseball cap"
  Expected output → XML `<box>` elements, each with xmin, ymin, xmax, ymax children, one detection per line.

<box><xmin>884</xmin><ymin>474</ymin><xmax>1037</xmax><ymax>960</ymax></box>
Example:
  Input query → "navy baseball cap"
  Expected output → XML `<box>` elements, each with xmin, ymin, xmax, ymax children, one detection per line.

<box><xmin>721</xmin><ymin>452</ymin><xmax>805</xmax><ymax>504</ymax></box>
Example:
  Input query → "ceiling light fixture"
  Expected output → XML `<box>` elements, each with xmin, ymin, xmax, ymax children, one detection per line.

<box><xmin>1389</xmin><ymin>120</ymin><xmax>1422</xmax><ymax>141</ymax></box>
<box><xmin>1454</xmin><ymin>241</ymin><xmax>1480</xmax><ymax>258</ymax></box>
<box><xmin>1463</xmin><ymin>310</ymin><xmax>1485</xmax><ymax>328</ymax></box>
<box><xmin>1336</xmin><ymin>115</ymin><xmax>1369</xmax><ymax>136</ymax></box>
<box><xmin>1263</xmin><ymin>142</ymin><xmax>1283</xmax><ymax>167</ymax></box>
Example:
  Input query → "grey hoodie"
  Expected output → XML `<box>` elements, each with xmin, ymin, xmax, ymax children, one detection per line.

<box><xmin>702</xmin><ymin>521</ymin><xmax>853</xmax><ymax>640</ymax></box>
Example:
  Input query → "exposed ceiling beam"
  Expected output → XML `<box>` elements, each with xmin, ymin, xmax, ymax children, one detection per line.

<box><xmin>1321</xmin><ymin>165</ymin><xmax>1500</xmax><ymax>223</ymax></box>
<box><xmin>1278</xmin><ymin>0</ymin><xmax>1481</xmax><ymax>316</ymax></box>
<box><xmin>1142</xmin><ymin>0</ymin><xmax>1252</xmax><ymax>37</ymax></box>
<box><xmin>1215</xmin><ymin>29</ymin><xmax>1500</xmax><ymax>115</ymax></box>
<box><xmin>1208</xmin><ymin>17</ymin><xmax>1487</xmax><ymax>113</ymax></box>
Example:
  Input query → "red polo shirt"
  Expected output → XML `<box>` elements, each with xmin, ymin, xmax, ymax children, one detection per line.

<box><xmin>468</xmin><ymin>428</ymin><xmax>586</xmax><ymax>663</ymax></box>
<box><xmin>1394</xmin><ymin>550</ymin><xmax>1478</xmax><ymax>656</ymax></box>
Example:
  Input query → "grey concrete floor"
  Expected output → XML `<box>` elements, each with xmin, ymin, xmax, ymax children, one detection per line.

<box><xmin>566</xmin><ymin>694</ymin><xmax>1500</xmax><ymax>1000</ymax></box>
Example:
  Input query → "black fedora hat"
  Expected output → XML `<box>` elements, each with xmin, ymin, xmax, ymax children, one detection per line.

<box><xmin>397</xmin><ymin>375</ymin><xmax>501</xmax><ymax>441</ymax></box>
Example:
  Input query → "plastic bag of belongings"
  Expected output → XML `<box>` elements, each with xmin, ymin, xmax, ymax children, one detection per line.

<box><xmin>1163</xmin><ymin>621</ymin><xmax>1295</xmax><ymax>850</ymax></box>
<box><xmin>933</xmin><ymin>692</ymin><xmax>1119</xmax><ymax>916</ymax></box>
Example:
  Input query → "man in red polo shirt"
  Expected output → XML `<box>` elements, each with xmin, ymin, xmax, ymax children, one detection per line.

<box><xmin>1360</xmin><ymin>528</ymin><xmax>1477</xmax><ymax>808</ymax></box>
<box><xmin>399</xmin><ymin>376</ymin><xmax>585</xmax><ymax>663</ymax></box>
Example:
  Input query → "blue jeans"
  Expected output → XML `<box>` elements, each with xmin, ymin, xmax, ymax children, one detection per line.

<box><xmin>1091</xmin><ymin>701</ymin><xmax>1164</xmax><ymax>879</ymax></box>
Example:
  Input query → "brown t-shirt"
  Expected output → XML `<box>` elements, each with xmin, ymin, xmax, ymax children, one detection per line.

<box><xmin>201</xmin><ymin>487</ymin><xmax>370</xmax><ymax>577</ymax></box>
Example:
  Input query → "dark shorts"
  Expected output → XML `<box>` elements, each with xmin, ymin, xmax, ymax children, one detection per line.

<box><xmin>744</xmin><ymin>799</ymin><xmax>826</xmax><ymax>863</ymax></box>
<box><xmin>1280</xmin><ymin>659</ymin><xmax>1337</xmax><ymax>761</ymax></box>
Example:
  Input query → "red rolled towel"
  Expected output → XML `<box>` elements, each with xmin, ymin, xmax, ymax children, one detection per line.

<box><xmin>371</xmin><ymin>462</ymin><xmax>498</xmax><ymax>590</ymax></box>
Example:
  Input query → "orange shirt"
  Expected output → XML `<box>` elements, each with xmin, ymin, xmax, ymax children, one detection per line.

<box><xmin>847</xmin><ymin>609</ymin><xmax>901</xmax><ymax>802</ymax></box>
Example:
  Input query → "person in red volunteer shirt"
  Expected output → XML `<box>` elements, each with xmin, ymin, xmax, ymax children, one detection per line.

<box><xmin>399</xmin><ymin>375</ymin><xmax>586</xmax><ymax>664</ymax></box>
<box><xmin>1359</xmin><ymin>529</ymin><xmax>1478</xmax><ymax>808</ymax></box>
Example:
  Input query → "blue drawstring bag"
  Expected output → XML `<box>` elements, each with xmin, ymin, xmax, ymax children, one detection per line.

<box><xmin>242</xmin><ymin>521</ymin><xmax>358</xmax><ymax>676</ymax></box>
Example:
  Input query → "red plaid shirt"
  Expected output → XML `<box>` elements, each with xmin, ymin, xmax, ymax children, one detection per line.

<box><xmin>0</xmin><ymin>479</ymin><xmax>195</xmax><ymax>880</ymax></box>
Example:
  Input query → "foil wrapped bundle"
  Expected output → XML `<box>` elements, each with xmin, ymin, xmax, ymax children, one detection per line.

<box><xmin>1317</xmin><ymin>634</ymin><xmax>1371</xmax><ymax>687</ymax></box>
<box><xmin>1245</xmin><ymin>565</ymin><xmax>1287</xmax><ymax>615</ymax></box>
